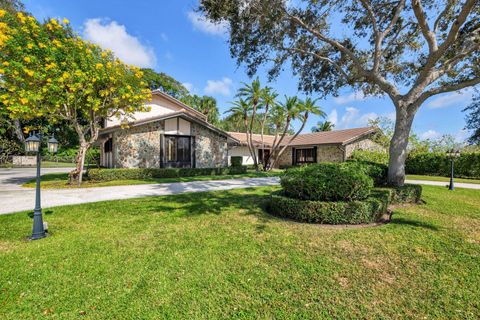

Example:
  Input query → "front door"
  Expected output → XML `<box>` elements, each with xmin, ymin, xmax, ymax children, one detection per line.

<box><xmin>164</xmin><ymin>135</ymin><xmax>192</xmax><ymax>168</ymax></box>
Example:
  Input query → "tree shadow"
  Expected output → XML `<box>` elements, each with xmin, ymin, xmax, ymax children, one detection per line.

<box><xmin>390</xmin><ymin>217</ymin><xmax>439</xmax><ymax>231</ymax></box>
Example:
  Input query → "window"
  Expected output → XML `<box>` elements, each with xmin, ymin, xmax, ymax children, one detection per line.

<box><xmin>165</xmin><ymin>135</ymin><xmax>191</xmax><ymax>166</ymax></box>
<box><xmin>104</xmin><ymin>138</ymin><xmax>113</xmax><ymax>153</ymax></box>
<box><xmin>295</xmin><ymin>148</ymin><xmax>315</xmax><ymax>164</ymax></box>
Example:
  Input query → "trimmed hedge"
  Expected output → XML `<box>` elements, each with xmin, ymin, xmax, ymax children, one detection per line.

<box><xmin>86</xmin><ymin>166</ymin><xmax>247</xmax><ymax>181</ymax></box>
<box><xmin>267</xmin><ymin>185</ymin><xmax>422</xmax><ymax>224</ymax></box>
<box><xmin>231</xmin><ymin>156</ymin><xmax>243</xmax><ymax>167</ymax></box>
<box><xmin>280</xmin><ymin>163</ymin><xmax>374</xmax><ymax>202</ymax></box>
<box><xmin>406</xmin><ymin>152</ymin><xmax>480</xmax><ymax>178</ymax></box>
<box><xmin>349</xmin><ymin>150</ymin><xmax>389</xmax><ymax>165</ymax></box>
<box><xmin>346</xmin><ymin>160</ymin><xmax>388</xmax><ymax>186</ymax></box>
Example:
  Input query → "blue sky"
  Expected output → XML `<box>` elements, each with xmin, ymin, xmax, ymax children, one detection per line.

<box><xmin>23</xmin><ymin>0</ymin><xmax>473</xmax><ymax>141</ymax></box>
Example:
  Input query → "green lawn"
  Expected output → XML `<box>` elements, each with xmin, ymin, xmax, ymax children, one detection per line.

<box><xmin>0</xmin><ymin>161</ymin><xmax>76</xmax><ymax>168</ymax></box>
<box><xmin>22</xmin><ymin>170</ymin><xmax>282</xmax><ymax>189</ymax></box>
<box><xmin>1</xmin><ymin>185</ymin><xmax>479</xmax><ymax>319</ymax></box>
<box><xmin>407</xmin><ymin>174</ymin><xmax>480</xmax><ymax>184</ymax></box>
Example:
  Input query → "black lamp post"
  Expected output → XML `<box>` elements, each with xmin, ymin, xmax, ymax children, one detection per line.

<box><xmin>25</xmin><ymin>132</ymin><xmax>59</xmax><ymax>240</ymax></box>
<box><xmin>446</xmin><ymin>149</ymin><xmax>460</xmax><ymax>191</ymax></box>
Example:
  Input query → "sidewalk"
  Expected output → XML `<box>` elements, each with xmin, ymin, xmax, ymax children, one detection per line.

<box><xmin>405</xmin><ymin>179</ymin><xmax>480</xmax><ymax>190</ymax></box>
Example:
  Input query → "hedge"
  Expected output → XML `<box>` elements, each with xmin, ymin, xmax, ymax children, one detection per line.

<box><xmin>87</xmin><ymin>166</ymin><xmax>247</xmax><ymax>181</ymax></box>
<box><xmin>349</xmin><ymin>150</ymin><xmax>389</xmax><ymax>165</ymax></box>
<box><xmin>280</xmin><ymin>163</ymin><xmax>374</xmax><ymax>202</ymax></box>
<box><xmin>267</xmin><ymin>185</ymin><xmax>422</xmax><ymax>224</ymax></box>
<box><xmin>231</xmin><ymin>156</ymin><xmax>243</xmax><ymax>167</ymax></box>
<box><xmin>406</xmin><ymin>152</ymin><xmax>480</xmax><ymax>178</ymax></box>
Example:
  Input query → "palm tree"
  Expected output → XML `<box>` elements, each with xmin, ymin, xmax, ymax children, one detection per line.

<box><xmin>271</xmin><ymin>97</ymin><xmax>325</xmax><ymax>169</ymax></box>
<box><xmin>237</xmin><ymin>78</ymin><xmax>263</xmax><ymax>170</ymax></box>
<box><xmin>311</xmin><ymin>120</ymin><xmax>334</xmax><ymax>132</ymax></box>
<box><xmin>259</xmin><ymin>87</ymin><xmax>278</xmax><ymax>169</ymax></box>
<box><xmin>225</xmin><ymin>99</ymin><xmax>256</xmax><ymax>165</ymax></box>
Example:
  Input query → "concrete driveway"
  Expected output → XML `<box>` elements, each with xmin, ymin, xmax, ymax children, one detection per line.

<box><xmin>0</xmin><ymin>167</ymin><xmax>280</xmax><ymax>215</ymax></box>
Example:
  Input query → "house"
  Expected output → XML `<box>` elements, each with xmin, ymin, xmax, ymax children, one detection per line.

<box><xmin>227</xmin><ymin>127</ymin><xmax>382</xmax><ymax>167</ymax></box>
<box><xmin>97</xmin><ymin>90</ymin><xmax>238</xmax><ymax>169</ymax></box>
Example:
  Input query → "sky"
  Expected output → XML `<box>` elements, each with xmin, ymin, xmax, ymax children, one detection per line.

<box><xmin>22</xmin><ymin>0</ymin><xmax>474</xmax><ymax>142</ymax></box>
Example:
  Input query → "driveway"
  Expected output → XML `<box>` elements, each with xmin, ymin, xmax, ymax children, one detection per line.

<box><xmin>0</xmin><ymin>167</ymin><xmax>280</xmax><ymax>215</ymax></box>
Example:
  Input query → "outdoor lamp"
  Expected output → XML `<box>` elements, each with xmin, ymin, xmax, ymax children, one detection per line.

<box><xmin>47</xmin><ymin>136</ymin><xmax>59</xmax><ymax>153</ymax></box>
<box><xmin>25</xmin><ymin>133</ymin><xmax>41</xmax><ymax>153</ymax></box>
<box><xmin>447</xmin><ymin>149</ymin><xmax>461</xmax><ymax>191</ymax></box>
<box><xmin>24</xmin><ymin>131</ymin><xmax>60</xmax><ymax>240</ymax></box>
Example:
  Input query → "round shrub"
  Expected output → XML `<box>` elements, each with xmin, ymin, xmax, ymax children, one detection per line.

<box><xmin>280</xmin><ymin>163</ymin><xmax>374</xmax><ymax>202</ymax></box>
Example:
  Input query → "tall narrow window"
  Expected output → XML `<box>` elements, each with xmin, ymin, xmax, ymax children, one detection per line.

<box><xmin>295</xmin><ymin>148</ymin><xmax>315</xmax><ymax>164</ymax></box>
<box><xmin>165</xmin><ymin>135</ymin><xmax>191</xmax><ymax>167</ymax></box>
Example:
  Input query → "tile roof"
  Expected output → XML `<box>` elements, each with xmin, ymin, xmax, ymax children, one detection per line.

<box><xmin>228</xmin><ymin>127</ymin><xmax>377</xmax><ymax>147</ymax></box>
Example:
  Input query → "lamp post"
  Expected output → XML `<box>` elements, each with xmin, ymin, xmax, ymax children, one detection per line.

<box><xmin>25</xmin><ymin>132</ymin><xmax>58</xmax><ymax>240</ymax></box>
<box><xmin>446</xmin><ymin>149</ymin><xmax>460</xmax><ymax>191</ymax></box>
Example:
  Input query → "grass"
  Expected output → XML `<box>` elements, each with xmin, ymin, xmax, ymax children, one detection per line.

<box><xmin>1</xmin><ymin>185</ymin><xmax>479</xmax><ymax>319</ymax></box>
<box><xmin>22</xmin><ymin>170</ymin><xmax>282</xmax><ymax>189</ymax></box>
<box><xmin>0</xmin><ymin>161</ymin><xmax>77</xmax><ymax>168</ymax></box>
<box><xmin>407</xmin><ymin>174</ymin><xmax>480</xmax><ymax>184</ymax></box>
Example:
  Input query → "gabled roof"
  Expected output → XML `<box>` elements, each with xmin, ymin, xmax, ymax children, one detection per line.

<box><xmin>151</xmin><ymin>89</ymin><xmax>207</xmax><ymax>121</ymax></box>
<box><xmin>99</xmin><ymin>111</ymin><xmax>239</xmax><ymax>143</ymax></box>
<box><xmin>228</xmin><ymin>127</ymin><xmax>377</xmax><ymax>147</ymax></box>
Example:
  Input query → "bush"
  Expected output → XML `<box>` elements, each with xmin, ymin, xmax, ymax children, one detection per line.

<box><xmin>267</xmin><ymin>185</ymin><xmax>422</xmax><ymax>224</ymax></box>
<box><xmin>86</xmin><ymin>166</ymin><xmax>247</xmax><ymax>181</ymax></box>
<box><xmin>345</xmin><ymin>161</ymin><xmax>388</xmax><ymax>186</ymax></box>
<box><xmin>280</xmin><ymin>163</ymin><xmax>374</xmax><ymax>202</ymax></box>
<box><xmin>267</xmin><ymin>190</ymin><xmax>390</xmax><ymax>224</ymax></box>
<box><xmin>349</xmin><ymin>150</ymin><xmax>389</xmax><ymax>165</ymax></box>
<box><xmin>406</xmin><ymin>152</ymin><xmax>480</xmax><ymax>178</ymax></box>
<box><xmin>231</xmin><ymin>156</ymin><xmax>243</xmax><ymax>167</ymax></box>
<box><xmin>43</xmin><ymin>146</ymin><xmax>100</xmax><ymax>165</ymax></box>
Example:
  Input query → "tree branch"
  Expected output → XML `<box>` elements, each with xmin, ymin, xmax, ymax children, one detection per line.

<box><xmin>417</xmin><ymin>77</ymin><xmax>480</xmax><ymax>107</ymax></box>
<box><xmin>412</xmin><ymin>0</ymin><xmax>438</xmax><ymax>52</ymax></box>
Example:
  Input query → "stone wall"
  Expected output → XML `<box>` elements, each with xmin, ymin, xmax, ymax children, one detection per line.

<box><xmin>344</xmin><ymin>136</ymin><xmax>383</xmax><ymax>159</ymax></box>
<box><xmin>191</xmin><ymin>122</ymin><xmax>228</xmax><ymax>168</ymax></box>
<box><xmin>113</xmin><ymin>121</ymin><xmax>163</xmax><ymax>168</ymax></box>
<box><xmin>317</xmin><ymin>145</ymin><xmax>344</xmax><ymax>162</ymax></box>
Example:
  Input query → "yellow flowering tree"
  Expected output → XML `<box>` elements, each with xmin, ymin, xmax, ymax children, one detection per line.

<box><xmin>0</xmin><ymin>10</ymin><xmax>151</xmax><ymax>184</ymax></box>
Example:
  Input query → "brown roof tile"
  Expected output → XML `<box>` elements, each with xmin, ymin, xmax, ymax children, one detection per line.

<box><xmin>228</xmin><ymin>127</ymin><xmax>376</xmax><ymax>147</ymax></box>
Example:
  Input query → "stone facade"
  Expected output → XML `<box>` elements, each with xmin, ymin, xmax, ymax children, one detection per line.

<box><xmin>275</xmin><ymin>136</ymin><xmax>382</xmax><ymax>167</ymax></box>
<box><xmin>191</xmin><ymin>122</ymin><xmax>228</xmax><ymax>168</ymax></box>
<box><xmin>113</xmin><ymin>121</ymin><xmax>163</xmax><ymax>168</ymax></box>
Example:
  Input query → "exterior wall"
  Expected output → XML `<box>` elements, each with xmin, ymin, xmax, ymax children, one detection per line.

<box><xmin>112</xmin><ymin>121</ymin><xmax>163</xmax><ymax>168</ymax></box>
<box><xmin>277</xmin><ymin>147</ymin><xmax>293</xmax><ymax>167</ymax></box>
<box><xmin>277</xmin><ymin>144</ymin><xmax>345</xmax><ymax>167</ymax></box>
<box><xmin>191</xmin><ymin>122</ymin><xmax>228</xmax><ymax>168</ymax></box>
<box><xmin>344</xmin><ymin>137</ymin><xmax>383</xmax><ymax>159</ymax></box>
<box><xmin>228</xmin><ymin>146</ymin><xmax>255</xmax><ymax>165</ymax></box>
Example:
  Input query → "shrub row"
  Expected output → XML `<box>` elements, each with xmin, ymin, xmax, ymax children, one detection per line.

<box><xmin>230</xmin><ymin>156</ymin><xmax>243</xmax><ymax>167</ymax></box>
<box><xmin>87</xmin><ymin>166</ymin><xmax>247</xmax><ymax>181</ymax></box>
<box><xmin>349</xmin><ymin>150</ymin><xmax>389</xmax><ymax>165</ymax></box>
<box><xmin>267</xmin><ymin>185</ymin><xmax>422</xmax><ymax>224</ymax></box>
<box><xmin>406</xmin><ymin>152</ymin><xmax>480</xmax><ymax>178</ymax></box>
<box><xmin>280</xmin><ymin>163</ymin><xmax>374</xmax><ymax>202</ymax></box>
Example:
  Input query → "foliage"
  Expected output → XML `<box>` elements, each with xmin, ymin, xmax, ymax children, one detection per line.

<box><xmin>219</xmin><ymin>112</ymin><xmax>277</xmax><ymax>134</ymax></box>
<box><xmin>346</xmin><ymin>160</ymin><xmax>388</xmax><ymax>187</ymax></box>
<box><xmin>182</xmin><ymin>94</ymin><xmax>220</xmax><ymax>125</ymax></box>
<box><xmin>0</xmin><ymin>10</ymin><xmax>151</xmax><ymax>184</ymax></box>
<box><xmin>0</xmin><ymin>136</ymin><xmax>22</xmax><ymax>163</ymax></box>
<box><xmin>406</xmin><ymin>152</ymin><xmax>480</xmax><ymax>179</ymax></box>
<box><xmin>280</xmin><ymin>163</ymin><xmax>374</xmax><ymax>202</ymax></box>
<box><xmin>141</xmin><ymin>68</ymin><xmax>189</xmax><ymax>99</ymax></box>
<box><xmin>268</xmin><ymin>184</ymin><xmax>422</xmax><ymax>224</ymax></box>
<box><xmin>86</xmin><ymin>166</ymin><xmax>247</xmax><ymax>182</ymax></box>
<box><xmin>199</xmin><ymin>0</ymin><xmax>480</xmax><ymax>186</ymax></box>
<box><xmin>349</xmin><ymin>150</ymin><xmax>389</xmax><ymax>165</ymax></box>
<box><xmin>267</xmin><ymin>190</ymin><xmax>389</xmax><ymax>224</ymax></box>
<box><xmin>311</xmin><ymin>120</ymin><xmax>334</xmax><ymax>132</ymax></box>
<box><xmin>464</xmin><ymin>95</ymin><xmax>480</xmax><ymax>145</ymax></box>
<box><xmin>42</xmin><ymin>146</ymin><xmax>100</xmax><ymax>165</ymax></box>
<box><xmin>230</xmin><ymin>156</ymin><xmax>243</xmax><ymax>167</ymax></box>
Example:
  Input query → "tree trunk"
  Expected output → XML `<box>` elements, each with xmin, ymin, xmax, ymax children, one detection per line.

<box><xmin>13</xmin><ymin>119</ymin><xmax>25</xmax><ymax>144</ymax></box>
<box><xmin>271</xmin><ymin>115</ymin><xmax>308</xmax><ymax>169</ymax></box>
<box><xmin>387</xmin><ymin>107</ymin><xmax>415</xmax><ymax>186</ymax></box>
<box><xmin>69</xmin><ymin>143</ymin><xmax>89</xmax><ymax>186</ymax></box>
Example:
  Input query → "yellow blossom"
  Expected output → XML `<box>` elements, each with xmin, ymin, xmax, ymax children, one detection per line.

<box><xmin>63</xmin><ymin>18</ymin><xmax>70</xmax><ymax>24</ymax></box>
<box><xmin>95</xmin><ymin>63</ymin><xmax>103</xmax><ymax>69</ymax></box>
<box><xmin>27</xmin><ymin>43</ymin><xmax>33</xmax><ymax>49</ymax></box>
<box><xmin>39</xmin><ymin>43</ymin><xmax>47</xmax><ymax>48</ymax></box>
<box><xmin>24</xmin><ymin>56</ymin><xmax>31</xmax><ymax>63</ymax></box>
<box><xmin>0</xmin><ymin>68</ymin><xmax>4</xmax><ymax>74</ymax></box>
<box><xmin>24</xmin><ymin>69</ymin><xmax>34</xmax><ymax>77</ymax></box>
<box><xmin>0</xmin><ymin>9</ymin><xmax>6</xmax><ymax>18</ymax></box>
<box><xmin>20</xmin><ymin>98</ymin><xmax>28</xmax><ymax>104</ymax></box>
<box><xmin>17</xmin><ymin>12</ymin><xmax>27</xmax><ymax>23</ymax></box>
<box><xmin>2</xmin><ymin>61</ymin><xmax>9</xmax><ymax>66</ymax></box>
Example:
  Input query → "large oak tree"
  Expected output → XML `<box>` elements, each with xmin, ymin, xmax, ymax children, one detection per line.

<box><xmin>199</xmin><ymin>0</ymin><xmax>480</xmax><ymax>186</ymax></box>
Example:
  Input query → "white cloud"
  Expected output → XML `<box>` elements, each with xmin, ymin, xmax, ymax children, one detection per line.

<box><xmin>333</xmin><ymin>92</ymin><xmax>367</xmax><ymax>105</ymax></box>
<box><xmin>204</xmin><ymin>77</ymin><xmax>233</xmax><ymax>96</ymax></box>
<box><xmin>182</xmin><ymin>82</ymin><xmax>194</xmax><ymax>92</ymax></box>
<box><xmin>426</xmin><ymin>88</ymin><xmax>475</xmax><ymax>109</ymax></box>
<box><xmin>83</xmin><ymin>18</ymin><xmax>156</xmax><ymax>68</ymax></box>
<box><xmin>332</xmin><ymin>107</ymin><xmax>379</xmax><ymax>129</ymax></box>
<box><xmin>420</xmin><ymin>130</ymin><xmax>442</xmax><ymax>140</ymax></box>
<box><xmin>187</xmin><ymin>11</ymin><xmax>228</xmax><ymax>36</ymax></box>
<box><xmin>327</xmin><ymin>109</ymin><xmax>338</xmax><ymax>125</ymax></box>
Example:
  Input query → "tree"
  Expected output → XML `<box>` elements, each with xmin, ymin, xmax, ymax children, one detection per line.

<box><xmin>0</xmin><ymin>11</ymin><xmax>150</xmax><ymax>184</ymax></box>
<box><xmin>464</xmin><ymin>95</ymin><xmax>480</xmax><ymax>144</ymax></box>
<box><xmin>199</xmin><ymin>0</ymin><xmax>480</xmax><ymax>186</ymax></box>
<box><xmin>183</xmin><ymin>94</ymin><xmax>220</xmax><ymax>125</ymax></box>
<box><xmin>311</xmin><ymin>120</ymin><xmax>334</xmax><ymax>132</ymax></box>
<box><xmin>141</xmin><ymin>68</ymin><xmax>190</xmax><ymax>99</ymax></box>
